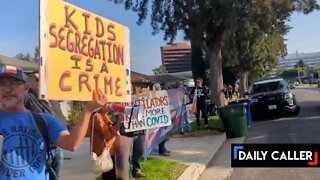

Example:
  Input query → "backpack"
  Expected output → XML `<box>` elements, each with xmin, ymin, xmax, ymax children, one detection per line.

<box><xmin>32</xmin><ymin>113</ymin><xmax>58</xmax><ymax>180</ymax></box>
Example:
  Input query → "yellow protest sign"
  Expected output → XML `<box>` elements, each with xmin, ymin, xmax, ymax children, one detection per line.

<box><xmin>40</xmin><ymin>0</ymin><xmax>131</xmax><ymax>102</ymax></box>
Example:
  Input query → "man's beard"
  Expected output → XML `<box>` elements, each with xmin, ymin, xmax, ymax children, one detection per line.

<box><xmin>1</xmin><ymin>98</ymin><xmax>22</xmax><ymax>110</ymax></box>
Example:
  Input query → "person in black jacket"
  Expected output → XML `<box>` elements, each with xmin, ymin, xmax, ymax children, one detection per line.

<box><xmin>193</xmin><ymin>78</ymin><xmax>209</xmax><ymax>129</ymax></box>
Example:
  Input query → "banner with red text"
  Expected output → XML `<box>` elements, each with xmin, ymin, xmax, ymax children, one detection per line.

<box><xmin>40</xmin><ymin>0</ymin><xmax>131</xmax><ymax>101</ymax></box>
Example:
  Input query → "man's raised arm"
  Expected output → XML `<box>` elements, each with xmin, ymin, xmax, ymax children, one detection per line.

<box><xmin>56</xmin><ymin>89</ymin><xmax>109</xmax><ymax>151</ymax></box>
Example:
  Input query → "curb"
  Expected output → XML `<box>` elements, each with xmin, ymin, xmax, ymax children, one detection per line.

<box><xmin>177</xmin><ymin>134</ymin><xmax>227</xmax><ymax>180</ymax></box>
<box><xmin>197</xmin><ymin>137</ymin><xmax>246</xmax><ymax>180</ymax></box>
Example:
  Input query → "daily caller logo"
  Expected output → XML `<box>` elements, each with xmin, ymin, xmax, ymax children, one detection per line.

<box><xmin>232</xmin><ymin>144</ymin><xmax>319</xmax><ymax>167</ymax></box>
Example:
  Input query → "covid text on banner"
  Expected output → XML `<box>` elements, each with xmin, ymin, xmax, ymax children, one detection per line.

<box><xmin>123</xmin><ymin>90</ymin><xmax>171</xmax><ymax>132</ymax></box>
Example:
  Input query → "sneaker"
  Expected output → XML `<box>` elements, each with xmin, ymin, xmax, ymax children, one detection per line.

<box><xmin>179</xmin><ymin>131</ymin><xmax>185</xmax><ymax>135</ymax></box>
<box><xmin>133</xmin><ymin>172</ymin><xmax>148</xmax><ymax>178</ymax></box>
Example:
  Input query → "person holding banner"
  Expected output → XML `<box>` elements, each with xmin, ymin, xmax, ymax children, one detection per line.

<box><xmin>192</xmin><ymin>78</ymin><xmax>209</xmax><ymax>129</ymax></box>
<box><xmin>130</xmin><ymin>134</ymin><xmax>148</xmax><ymax>178</ymax></box>
<box><xmin>0</xmin><ymin>65</ymin><xmax>107</xmax><ymax>180</ymax></box>
<box><xmin>152</xmin><ymin>83</ymin><xmax>171</xmax><ymax>156</ymax></box>
<box><xmin>178</xmin><ymin>82</ymin><xmax>192</xmax><ymax>134</ymax></box>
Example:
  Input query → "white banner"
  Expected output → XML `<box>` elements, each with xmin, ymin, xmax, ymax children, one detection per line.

<box><xmin>123</xmin><ymin>90</ymin><xmax>171</xmax><ymax>132</ymax></box>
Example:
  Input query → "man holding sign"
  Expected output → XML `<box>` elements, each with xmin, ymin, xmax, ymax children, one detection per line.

<box><xmin>0</xmin><ymin>65</ymin><xmax>108</xmax><ymax>180</ymax></box>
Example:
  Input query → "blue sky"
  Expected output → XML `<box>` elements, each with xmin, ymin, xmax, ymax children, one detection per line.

<box><xmin>0</xmin><ymin>0</ymin><xmax>319</xmax><ymax>75</ymax></box>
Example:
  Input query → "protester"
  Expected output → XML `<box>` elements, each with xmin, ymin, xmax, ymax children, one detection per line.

<box><xmin>178</xmin><ymin>82</ymin><xmax>192</xmax><ymax>134</ymax></box>
<box><xmin>130</xmin><ymin>134</ymin><xmax>147</xmax><ymax>178</ymax></box>
<box><xmin>90</xmin><ymin>103</ymin><xmax>118</xmax><ymax>180</ymax></box>
<box><xmin>234</xmin><ymin>83</ymin><xmax>239</xmax><ymax>98</ymax></box>
<box><xmin>192</xmin><ymin>78</ymin><xmax>209</xmax><ymax>129</ymax></box>
<box><xmin>0</xmin><ymin>65</ymin><xmax>107</xmax><ymax>179</ymax></box>
<box><xmin>152</xmin><ymin>83</ymin><xmax>170</xmax><ymax>156</ymax></box>
<box><xmin>25</xmin><ymin>73</ymin><xmax>52</xmax><ymax>114</ymax></box>
<box><xmin>228</xmin><ymin>84</ymin><xmax>233</xmax><ymax>100</ymax></box>
<box><xmin>25</xmin><ymin>73</ymin><xmax>66</xmax><ymax>179</ymax></box>
<box><xmin>222</xmin><ymin>84</ymin><xmax>228</xmax><ymax>100</ymax></box>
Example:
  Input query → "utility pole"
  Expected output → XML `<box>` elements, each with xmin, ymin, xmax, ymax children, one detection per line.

<box><xmin>296</xmin><ymin>50</ymin><xmax>301</xmax><ymax>84</ymax></box>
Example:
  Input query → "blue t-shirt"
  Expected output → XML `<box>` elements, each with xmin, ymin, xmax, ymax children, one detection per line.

<box><xmin>0</xmin><ymin>110</ymin><xmax>67</xmax><ymax>180</ymax></box>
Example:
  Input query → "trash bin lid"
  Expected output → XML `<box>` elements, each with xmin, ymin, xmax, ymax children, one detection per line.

<box><xmin>228</xmin><ymin>98</ymin><xmax>249</xmax><ymax>104</ymax></box>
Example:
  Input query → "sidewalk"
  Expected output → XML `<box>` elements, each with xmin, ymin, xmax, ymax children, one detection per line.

<box><xmin>152</xmin><ymin>132</ymin><xmax>226</xmax><ymax>180</ymax></box>
<box><xmin>61</xmin><ymin>138</ymin><xmax>96</xmax><ymax>180</ymax></box>
<box><xmin>61</xmin><ymin>132</ymin><xmax>226</xmax><ymax>180</ymax></box>
<box><xmin>198</xmin><ymin>137</ymin><xmax>245</xmax><ymax>180</ymax></box>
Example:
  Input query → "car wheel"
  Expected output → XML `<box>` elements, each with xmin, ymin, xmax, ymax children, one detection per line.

<box><xmin>292</xmin><ymin>105</ymin><xmax>300</xmax><ymax>116</ymax></box>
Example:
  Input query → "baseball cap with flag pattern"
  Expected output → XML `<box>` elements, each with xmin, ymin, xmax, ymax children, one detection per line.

<box><xmin>0</xmin><ymin>65</ymin><xmax>25</xmax><ymax>82</ymax></box>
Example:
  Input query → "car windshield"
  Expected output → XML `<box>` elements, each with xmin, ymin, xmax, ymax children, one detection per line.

<box><xmin>251</xmin><ymin>81</ymin><xmax>286</xmax><ymax>94</ymax></box>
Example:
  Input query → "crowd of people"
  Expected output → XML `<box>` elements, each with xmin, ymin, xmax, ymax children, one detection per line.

<box><xmin>0</xmin><ymin>65</ymin><xmax>107</xmax><ymax>180</ymax></box>
<box><xmin>0</xmin><ymin>65</ymin><xmax>149</xmax><ymax>180</ymax></box>
<box><xmin>222</xmin><ymin>83</ymin><xmax>240</xmax><ymax>100</ymax></box>
<box><xmin>0</xmin><ymin>65</ymin><xmax>199</xmax><ymax>180</ymax></box>
<box><xmin>0</xmin><ymin>63</ymin><xmax>239</xmax><ymax>180</ymax></box>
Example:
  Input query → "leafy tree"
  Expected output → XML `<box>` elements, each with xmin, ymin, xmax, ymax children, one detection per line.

<box><xmin>108</xmin><ymin>0</ymin><xmax>319</xmax><ymax>106</ymax></box>
<box><xmin>294</xmin><ymin>59</ymin><xmax>309</xmax><ymax>81</ymax></box>
<box><xmin>297</xmin><ymin>67</ymin><xmax>308</xmax><ymax>76</ymax></box>
<box><xmin>295</xmin><ymin>59</ymin><xmax>307</xmax><ymax>68</ymax></box>
<box><xmin>223</xmin><ymin>33</ymin><xmax>287</xmax><ymax>96</ymax></box>
<box><xmin>223</xmin><ymin>0</ymin><xmax>317</xmax><ymax>97</ymax></box>
<box><xmin>14</xmin><ymin>46</ymin><xmax>40</xmax><ymax>62</ymax></box>
<box><xmin>248</xmin><ymin>34</ymin><xmax>287</xmax><ymax>80</ymax></box>
<box><xmin>152</xmin><ymin>65</ymin><xmax>168</xmax><ymax>75</ymax></box>
<box><xmin>14</xmin><ymin>52</ymin><xmax>31</xmax><ymax>61</ymax></box>
<box><xmin>191</xmin><ymin>45</ymin><xmax>208</xmax><ymax>83</ymax></box>
<box><xmin>68</xmin><ymin>101</ymin><xmax>86</xmax><ymax>127</ymax></box>
<box><xmin>34</xmin><ymin>46</ymin><xmax>40</xmax><ymax>62</ymax></box>
<box><xmin>308</xmin><ymin>69</ymin><xmax>318</xmax><ymax>78</ymax></box>
<box><xmin>280</xmin><ymin>69</ymin><xmax>298</xmax><ymax>79</ymax></box>
<box><xmin>312</xmin><ymin>67</ymin><xmax>320</xmax><ymax>78</ymax></box>
<box><xmin>116</xmin><ymin>0</ymin><xmax>245</xmax><ymax>106</ymax></box>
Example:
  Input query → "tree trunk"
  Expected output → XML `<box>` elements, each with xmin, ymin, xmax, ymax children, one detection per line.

<box><xmin>239</xmin><ymin>71</ymin><xmax>248</xmax><ymax>98</ymax></box>
<box><xmin>208</xmin><ymin>46</ymin><xmax>226</xmax><ymax>107</ymax></box>
<box><xmin>191</xmin><ymin>42</ymin><xmax>206</xmax><ymax>83</ymax></box>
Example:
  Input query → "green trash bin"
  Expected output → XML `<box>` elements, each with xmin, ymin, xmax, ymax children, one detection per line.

<box><xmin>219</xmin><ymin>104</ymin><xmax>248</xmax><ymax>138</ymax></box>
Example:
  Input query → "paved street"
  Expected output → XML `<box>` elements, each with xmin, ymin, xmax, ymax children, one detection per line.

<box><xmin>230</xmin><ymin>85</ymin><xmax>320</xmax><ymax>180</ymax></box>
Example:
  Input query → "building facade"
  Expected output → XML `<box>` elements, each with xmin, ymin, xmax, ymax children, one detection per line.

<box><xmin>278</xmin><ymin>51</ymin><xmax>320</xmax><ymax>69</ymax></box>
<box><xmin>0</xmin><ymin>54</ymin><xmax>39</xmax><ymax>72</ymax></box>
<box><xmin>160</xmin><ymin>43</ymin><xmax>191</xmax><ymax>73</ymax></box>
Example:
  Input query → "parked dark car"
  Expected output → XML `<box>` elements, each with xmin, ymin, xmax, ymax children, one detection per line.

<box><xmin>248</xmin><ymin>78</ymin><xmax>300</xmax><ymax>119</ymax></box>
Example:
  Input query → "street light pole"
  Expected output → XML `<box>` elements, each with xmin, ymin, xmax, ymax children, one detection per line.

<box><xmin>296</xmin><ymin>50</ymin><xmax>301</xmax><ymax>83</ymax></box>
